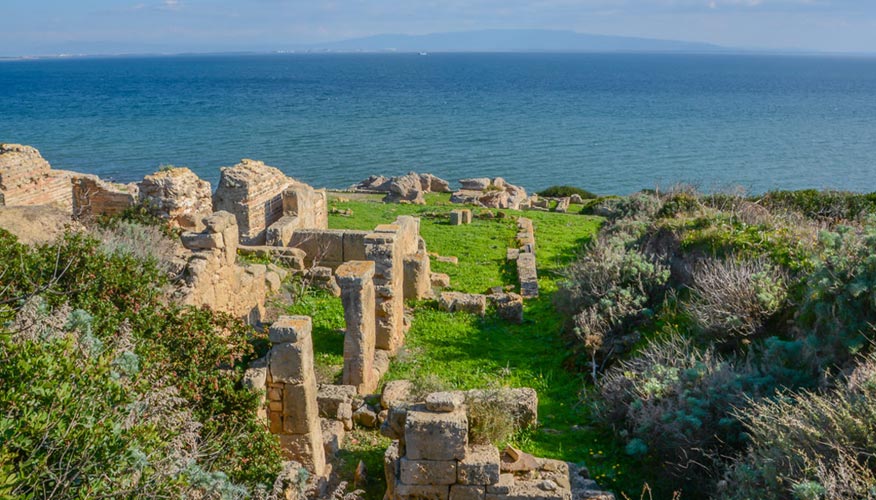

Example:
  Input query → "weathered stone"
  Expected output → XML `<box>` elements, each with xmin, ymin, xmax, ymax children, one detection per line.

<box><xmin>265</xmin><ymin>214</ymin><xmax>300</xmax><ymax>247</ymax></box>
<box><xmin>486</xmin><ymin>474</ymin><xmax>515</xmax><ymax>494</ymax></box>
<box><xmin>426</xmin><ymin>392</ymin><xmax>465</xmax><ymax>413</ymax></box>
<box><xmin>569</xmin><ymin>194</ymin><xmax>584</xmax><ymax>204</ymax></box>
<box><xmin>431</xmin><ymin>273</ymin><xmax>451</xmax><ymax>289</ymax></box>
<box><xmin>353</xmin><ymin>404</ymin><xmax>379</xmax><ymax>428</ymax></box>
<box><xmin>269</xmin><ymin>315</ymin><xmax>313</xmax><ymax>344</ymax></box>
<box><xmin>436</xmin><ymin>255</ymin><xmax>459</xmax><ymax>265</ymax></box>
<box><xmin>278</xmin><ymin>432</ymin><xmax>326</xmax><ymax>477</ymax></box>
<box><xmin>555</xmin><ymin>197</ymin><xmax>571</xmax><ymax>213</ymax></box>
<box><xmin>450</xmin><ymin>210</ymin><xmax>466</xmax><ymax>225</ymax></box>
<box><xmin>457</xmin><ymin>445</ymin><xmax>500</xmax><ymax>486</ymax></box>
<box><xmin>404</xmin><ymin>250</ymin><xmax>433</xmax><ymax>300</ymax></box>
<box><xmin>317</xmin><ymin>384</ymin><xmax>356</xmax><ymax>420</ymax></box>
<box><xmin>365</xmin><ymin>229</ymin><xmax>405</xmax><ymax>353</ymax></box>
<box><xmin>405</xmin><ymin>405</ymin><xmax>468</xmax><ymax>461</ymax></box>
<box><xmin>506</xmin><ymin>248</ymin><xmax>519</xmax><ymax>261</ymax></box>
<box><xmin>336</xmin><ymin>260</ymin><xmax>378</xmax><ymax>394</ymax></box>
<box><xmin>243</xmin><ymin>358</ymin><xmax>268</xmax><ymax>392</ymax></box>
<box><xmin>0</xmin><ymin>144</ymin><xmax>80</xmax><ymax>212</ymax></box>
<box><xmin>321</xmin><ymin>418</ymin><xmax>345</xmax><ymax>456</ymax></box>
<box><xmin>450</xmin><ymin>484</ymin><xmax>486</xmax><ymax>500</ymax></box>
<box><xmin>380</xmin><ymin>404</ymin><xmax>409</xmax><ymax>441</ymax></box>
<box><xmin>140</xmin><ymin>167</ymin><xmax>212</xmax><ymax>231</ymax></box>
<box><xmin>395</xmin><ymin>483</ymin><xmax>450</xmax><ymax>500</ymax></box>
<box><xmin>517</xmin><ymin>253</ymin><xmax>539</xmax><ymax>299</ymax></box>
<box><xmin>269</xmin><ymin>334</ymin><xmax>314</xmax><ymax>385</ymax></box>
<box><xmin>459</xmin><ymin>178</ymin><xmax>491</xmax><ymax>191</ymax></box>
<box><xmin>439</xmin><ymin>292</ymin><xmax>487</xmax><ymax>316</ymax></box>
<box><xmin>466</xmin><ymin>388</ymin><xmax>538</xmax><ymax>429</ymax></box>
<box><xmin>180</xmin><ymin>231</ymin><xmax>223</xmax><ymax>250</ymax></box>
<box><xmin>488</xmin><ymin>293</ymin><xmax>524</xmax><ymax>323</ymax></box>
<box><xmin>382</xmin><ymin>380</ymin><xmax>414</xmax><ymax>409</ymax></box>
<box><xmin>282</xmin><ymin>379</ymin><xmax>320</xmax><ymax>434</ymax></box>
<box><xmin>400</xmin><ymin>458</ymin><xmax>458</xmax><ymax>485</ymax></box>
<box><xmin>72</xmin><ymin>176</ymin><xmax>139</xmax><ymax>218</ymax></box>
<box><xmin>385</xmin><ymin>440</ymin><xmax>401</xmax><ymax>499</ymax></box>
<box><xmin>373</xmin><ymin>349</ymin><xmax>392</xmax><ymax>380</ymax></box>
<box><xmin>385</xmin><ymin>172</ymin><xmax>426</xmax><ymax>205</ymax></box>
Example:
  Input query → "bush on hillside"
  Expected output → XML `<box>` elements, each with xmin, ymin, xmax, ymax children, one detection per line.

<box><xmin>597</xmin><ymin>335</ymin><xmax>759</xmax><ymax>486</ymax></box>
<box><xmin>0</xmin><ymin>229</ymin><xmax>282</xmax><ymax>494</ymax></box>
<box><xmin>591</xmin><ymin>193</ymin><xmax>663</xmax><ymax>221</ymax></box>
<box><xmin>761</xmin><ymin>189</ymin><xmax>876</xmax><ymax>222</ymax></box>
<box><xmin>537</xmin><ymin>185</ymin><xmax>597</xmax><ymax>199</ymax></box>
<box><xmin>685</xmin><ymin>257</ymin><xmax>787</xmax><ymax>341</ymax></box>
<box><xmin>722</xmin><ymin>353</ymin><xmax>876</xmax><ymax>500</ymax></box>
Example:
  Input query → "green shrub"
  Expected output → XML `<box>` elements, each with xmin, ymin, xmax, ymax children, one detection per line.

<box><xmin>592</xmin><ymin>193</ymin><xmax>663</xmax><ymax>221</ymax></box>
<box><xmin>537</xmin><ymin>185</ymin><xmax>597</xmax><ymax>199</ymax></box>
<box><xmin>0</xmin><ymin>229</ymin><xmax>282</xmax><ymax>494</ymax></box>
<box><xmin>466</xmin><ymin>390</ymin><xmax>517</xmax><ymax>446</ymax></box>
<box><xmin>685</xmin><ymin>257</ymin><xmax>787</xmax><ymax>342</ymax></box>
<box><xmin>723</xmin><ymin>352</ymin><xmax>876</xmax><ymax>500</ymax></box>
<box><xmin>761</xmin><ymin>189</ymin><xmax>876</xmax><ymax>222</ymax></box>
<box><xmin>597</xmin><ymin>335</ymin><xmax>759</xmax><ymax>487</ymax></box>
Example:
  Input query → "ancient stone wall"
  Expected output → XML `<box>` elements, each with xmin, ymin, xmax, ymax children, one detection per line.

<box><xmin>265</xmin><ymin>316</ymin><xmax>327</xmax><ymax>476</ymax></box>
<box><xmin>288</xmin><ymin>229</ymin><xmax>369</xmax><ymax>269</ymax></box>
<box><xmin>513</xmin><ymin>218</ymin><xmax>539</xmax><ymax>299</ymax></box>
<box><xmin>336</xmin><ymin>261</ymin><xmax>377</xmax><ymax>394</ymax></box>
<box><xmin>365</xmin><ymin>225</ymin><xmax>407</xmax><ymax>353</ymax></box>
<box><xmin>140</xmin><ymin>167</ymin><xmax>212</xmax><ymax>231</ymax></box>
<box><xmin>178</xmin><ymin>211</ymin><xmax>277</xmax><ymax>323</ymax></box>
<box><xmin>0</xmin><ymin>144</ymin><xmax>80</xmax><ymax>212</ymax></box>
<box><xmin>72</xmin><ymin>176</ymin><xmax>139</xmax><ymax>218</ymax></box>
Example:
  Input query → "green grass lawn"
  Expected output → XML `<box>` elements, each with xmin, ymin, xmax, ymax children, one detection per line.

<box><xmin>286</xmin><ymin>193</ymin><xmax>654</xmax><ymax>498</ymax></box>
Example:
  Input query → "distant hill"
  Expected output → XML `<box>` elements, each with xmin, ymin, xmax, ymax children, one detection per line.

<box><xmin>304</xmin><ymin>29</ymin><xmax>726</xmax><ymax>53</ymax></box>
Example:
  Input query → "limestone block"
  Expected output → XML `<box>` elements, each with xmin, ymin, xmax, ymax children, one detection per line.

<box><xmin>380</xmin><ymin>405</ymin><xmax>408</xmax><ymax>441</ymax></box>
<box><xmin>555</xmin><ymin>197</ymin><xmax>571</xmax><ymax>213</ymax></box>
<box><xmin>404</xmin><ymin>251</ymin><xmax>433</xmax><ymax>300</ymax></box>
<box><xmin>265</xmin><ymin>271</ymin><xmax>282</xmax><ymax>293</ymax></box>
<box><xmin>485</xmin><ymin>479</ymin><xmax>571</xmax><ymax>500</ymax></box>
<box><xmin>459</xmin><ymin>178</ymin><xmax>491</xmax><ymax>191</ymax></box>
<box><xmin>317</xmin><ymin>384</ymin><xmax>357</xmax><ymax>419</ymax></box>
<box><xmin>72</xmin><ymin>176</ymin><xmax>138</xmax><ymax>218</ymax></box>
<box><xmin>395</xmin><ymin>483</ymin><xmax>450</xmax><ymax>500</ymax></box>
<box><xmin>405</xmin><ymin>405</ymin><xmax>468</xmax><ymax>461</ymax></box>
<box><xmin>269</xmin><ymin>315</ymin><xmax>313</xmax><ymax>344</ymax></box>
<box><xmin>506</xmin><ymin>248</ymin><xmax>519</xmax><ymax>261</ymax></box>
<box><xmin>431</xmin><ymin>273</ymin><xmax>451</xmax><ymax>289</ymax></box>
<box><xmin>213</xmin><ymin>159</ymin><xmax>295</xmax><ymax>244</ymax></box>
<box><xmin>426</xmin><ymin>392</ymin><xmax>465</xmax><ymax>413</ymax></box>
<box><xmin>385</xmin><ymin>440</ymin><xmax>401</xmax><ymax>499</ymax></box>
<box><xmin>466</xmin><ymin>388</ymin><xmax>538</xmax><ymax>429</ymax></box>
<box><xmin>400</xmin><ymin>458</ymin><xmax>458</xmax><ymax>485</ymax></box>
<box><xmin>336</xmin><ymin>260</ymin><xmax>377</xmax><ymax>394</ymax></box>
<box><xmin>269</xmin><ymin>335</ymin><xmax>314</xmax><ymax>385</ymax></box>
<box><xmin>381</xmin><ymin>380</ymin><xmax>414</xmax><ymax>409</ymax></box>
<box><xmin>321</xmin><ymin>418</ymin><xmax>345</xmax><ymax>456</ymax></box>
<box><xmin>181</xmin><ymin>231</ymin><xmax>224</xmax><ymax>250</ymax></box>
<box><xmin>265</xmin><ymin>214</ymin><xmax>300</xmax><ymax>247</ymax></box>
<box><xmin>450</xmin><ymin>485</ymin><xmax>486</xmax><ymax>500</ymax></box>
<box><xmin>450</xmin><ymin>210</ymin><xmax>465</xmax><ymax>226</ymax></box>
<box><xmin>282</xmin><ymin>379</ymin><xmax>320</xmax><ymax>434</ymax></box>
<box><xmin>140</xmin><ymin>167</ymin><xmax>212</xmax><ymax>231</ymax></box>
<box><xmin>342</xmin><ymin>230</ymin><xmax>369</xmax><ymax>261</ymax></box>
<box><xmin>516</xmin><ymin>253</ymin><xmax>539</xmax><ymax>299</ymax></box>
<box><xmin>488</xmin><ymin>293</ymin><xmax>524</xmax><ymax>323</ymax></box>
<box><xmin>278</xmin><ymin>432</ymin><xmax>326</xmax><ymax>477</ymax></box>
<box><xmin>243</xmin><ymin>358</ymin><xmax>268</xmax><ymax>392</ymax></box>
<box><xmin>461</xmin><ymin>209</ymin><xmax>473</xmax><ymax>224</ymax></box>
<box><xmin>486</xmin><ymin>474</ymin><xmax>515</xmax><ymax>494</ymax></box>
<box><xmin>457</xmin><ymin>445</ymin><xmax>500</xmax><ymax>486</ymax></box>
<box><xmin>204</xmin><ymin>211</ymin><xmax>237</xmax><ymax>233</ymax></box>
<box><xmin>439</xmin><ymin>292</ymin><xmax>487</xmax><ymax>316</ymax></box>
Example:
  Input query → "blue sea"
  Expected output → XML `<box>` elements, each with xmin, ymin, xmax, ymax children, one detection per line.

<box><xmin>2</xmin><ymin>53</ymin><xmax>876</xmax><ymax>194</ymax></box>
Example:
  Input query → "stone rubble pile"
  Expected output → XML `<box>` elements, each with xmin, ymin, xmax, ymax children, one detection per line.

<box><xmin>381</xmin><ymin>391</ymin><xmax>613</xmax><ymax>500</ymax></box>
<box><xmin>508</xmin><ymin>217</ymin><xmax>539</xmax><ymax>299</ymax></box>
<box><xmin>451</xmin><ymin>177</ymin><xmax>528</xmax><ymax>210</ymax></box>
<box><xmin>351</xmin><ymin>172</ymin><xmax>452</xmax><ymax>205</ymax></box>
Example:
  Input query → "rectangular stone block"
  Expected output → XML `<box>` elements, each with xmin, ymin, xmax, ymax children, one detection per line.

<box><xmin>461</xmin><ymin>209</ymin><xmax>473</xmax><ymax>224</ymax></box>
<box><xmin>457</xmin><ymin>445</ymin><xmax>500</xmax><ymax>485</ymax></box>
<box><xmin>486</xmin><ymin>473</ymin><xmax>514</xmax><ymax>494</ymax></box>
<box><xmin>269</xmin><ymin>333</ymin><xmax>314</xmax><ymax>385</ymax></box>
<box><xmin>265</xmin><ymin>214</ymin><xmax>300</xmax><ymax>246</ymax></box>
<box><xmin>451</xmin><ymin>484</ymin><xmax>485</xmax><ymax>500</ymax></box>
<box><xmin>405</xmin><ymin>405</ymin><xmax>468</xmax><ymax>461</ymax></box>
<box><xmin>282</xmin><ymin>378</ymin><xmax>320</xmax><ymax>434</ymax></box>
<box><xmin>385</xmin><ymin>440</ymin><xmax>401</xmax><ymax>499</ymax></box>
<box><xmin>337</xmin><ymin>261</ymin><xmax>377</xmax><ymax>394</ymax></box>
<box><xmin>450</xmin><ymin>210</ymin><xmax>464</xmax><ymax>225</ymax></box>
<box><xmin>269</xmin><ymin>315</ymin><xmax>312</xmax><ymax>344</ymax></box>
<box><xmin>342</xmin><ymin>230</ymin><xmax>369</xmax><ymax>261</ymax></box>
<box><xmin>395</xmin><ymin>483</ymin><xmax>450</xmax><ymax>500</ymax></box>
<box><xmin>400</xmin><ymin>458</ymin><xmax>458</xmax><ymax>485</ymax></box>
<box><xmin>268</xmin><ymin>411</ymin><xmax>283</xmax><ymax>434</ymax></box>
<box><xmin>404</xmin><ymin>251</ymin><xmax>432</xmax><ymax>300</ymax></box>
<box><xmin>278</xmin><ymin>431</ymin><xmax>326</xmax><ymax>477</ymax></box>
<box><xmin>180</xmin><ymin>231</ymin><xmax>224</xmax><ymax>250</ymax></box>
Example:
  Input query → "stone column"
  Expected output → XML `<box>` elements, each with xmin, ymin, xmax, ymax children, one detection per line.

<box><xmin>266</xmin><ymin>315</ymin><xmax>326</xmax><ymax>476</ymax></box>
<box><xmin>365</xmin><ymin>225</ymin><xmax>405</xmax><ymax>353</ymax></box>
<box><xmin>336</xmin><ymin>261</ymin><xmax>377</xmax><ymax>395</ymax></box>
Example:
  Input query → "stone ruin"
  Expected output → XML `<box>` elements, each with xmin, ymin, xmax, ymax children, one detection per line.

<box><xmin>510</xmin><ymin>217</ymin><xmax>539</xmax><ymax>299</ymax></box>
<box><xmin>140</xmin><ymin>167</ymin><xmax>213</xmax><ymax>231</ymax></box>
<box><xmin>247</xmin><ymin>316</ymin><xmax>327</xmax><ymax>477</ymax></box>
<box><xmin>213</xmin><ymin>159</ymin><xmax>328</xmax><ymax>245</ymax></box>
<box><xmin>351</xmin><ymin>172</ymin><xmax>452</xmax><ymax>205</ymax></box>
<box><xmin>450</xmin><ymin>209</ymin><xmax>473</xmax><ymax>226</ymax></box>
<box><xmin>381</xmin><ymin>391</ymin><xmax>613</xmax><ymax>500</ymax></box>
<box><xmin>451</xmin><ymin>178</ymin><xmax>528</xmax><ymax>211</ymax></box>
<box><xmin>178</xmin><ymin>211</ymin><xmax>286</xmax><ymax>323</ymax></box>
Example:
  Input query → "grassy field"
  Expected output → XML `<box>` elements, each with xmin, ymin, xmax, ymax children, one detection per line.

<box><xmin>286</xmin><ymin>193</ymin><xmax>652</xmax><ymax>498</ymax></box>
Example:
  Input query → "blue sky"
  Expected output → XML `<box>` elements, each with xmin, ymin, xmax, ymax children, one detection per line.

<box><xmin>3</xmin><ymin>0</ymin><xmax>876</xmax><ymax>56</ymax></box>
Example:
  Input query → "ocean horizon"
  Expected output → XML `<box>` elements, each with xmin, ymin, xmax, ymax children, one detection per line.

<box><xmin>2</xmin><ymin>52</ymin><xmax>876</xmax><ymax>194</ymax></box>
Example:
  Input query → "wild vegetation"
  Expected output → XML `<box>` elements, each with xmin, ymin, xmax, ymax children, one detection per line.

<box><xmin>555</xmin><ymin>187</ymin><xmax>876</xmax><ymax>498</ymax></box>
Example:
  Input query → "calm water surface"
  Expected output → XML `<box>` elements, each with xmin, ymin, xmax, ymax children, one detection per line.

<box><xmin>2</xmin><ymin>53</ymin><xmax>876</xmax><ymax>194</ymax></box>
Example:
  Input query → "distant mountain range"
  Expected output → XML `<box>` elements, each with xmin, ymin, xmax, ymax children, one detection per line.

<box><xmin>300</xmin><ymin>29</ymin><xmax>728</xmax><ymax>54</ymax></box>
